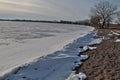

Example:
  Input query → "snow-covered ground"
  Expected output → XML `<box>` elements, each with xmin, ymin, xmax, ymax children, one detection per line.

<box><xmin>0</xmin><ymin>21</ymin><xmax>94</xmax><ymax>78</ymax></box>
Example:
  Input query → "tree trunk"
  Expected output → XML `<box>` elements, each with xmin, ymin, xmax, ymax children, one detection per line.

<box><xmin>107</xmin><ymin>22</ymin><xmax>110</xmax><ymax>27</ymax></box>
<box><xmin>101</xmin><ymin>20</ymin><xmax>106</xmax><ymax>28</ymax></box>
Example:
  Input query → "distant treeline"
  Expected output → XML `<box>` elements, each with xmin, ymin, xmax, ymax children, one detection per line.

<box><xmin>0</xmin><ymin>19</ymin><xmax>90</xmax><ymax>26</ymax></box>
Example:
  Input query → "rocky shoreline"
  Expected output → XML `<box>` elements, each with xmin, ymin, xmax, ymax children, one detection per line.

<box><xmin>76</xmin><ymin>29</ymin><xmax>120</xmax><ymax>80</ymax></box>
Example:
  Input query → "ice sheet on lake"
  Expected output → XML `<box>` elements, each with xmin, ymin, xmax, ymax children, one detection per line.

<box><xmin>0</xmin><ymin>22</ymin><xmax>94</xmax><ymax>77</ymax></box>
<box><xmin>3</xmin><ymin>28</ymin><xmax>103</xmax><ymax>80</ymax></box>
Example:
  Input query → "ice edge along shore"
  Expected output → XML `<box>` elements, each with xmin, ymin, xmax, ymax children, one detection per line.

<box><xmin>2</xmin><ymin>28</ymin><xmax>102</xmax><ymax>80</ymax></box>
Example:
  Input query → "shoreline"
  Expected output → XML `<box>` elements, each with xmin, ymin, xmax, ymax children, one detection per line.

<box><xmin>76</xmin><ymin>29</ymin><xmax>120</xmax><ymax>80</ymax></box>
<box><xmin>2</xmin><ymin>28</ymin><xmax>103</xmax><ymax>80</ymax></box>
<box><xmin>0</xmin><ymin>22</ymin><xmax>94</xmax><ymax>78</ymax></box>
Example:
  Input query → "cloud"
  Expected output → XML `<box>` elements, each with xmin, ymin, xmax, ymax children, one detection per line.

<box><xmin>0</xmin><ymin>0</ymin><xmax>119</xmax><ymax>20</ymax></box>
<box><xmin>0</xmin><ymin>0</ymin><xmax>76</xmax><ymax>19</ymax></box>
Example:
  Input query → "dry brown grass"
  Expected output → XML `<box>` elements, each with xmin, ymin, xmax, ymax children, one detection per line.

<box><xmin>76</xmin><ymin>29</ymin><xmax>120</xmax><ymax>80</ymax></box>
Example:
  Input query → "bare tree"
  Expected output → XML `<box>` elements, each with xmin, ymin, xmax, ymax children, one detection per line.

<box><xmin>91</xmin><ymin>1</ymin><xmax>118</xmax><ymax>28</ymax></box>
<box><xmin>116</xmin><ymin>12</ymin><xmax>120</xmax><ymax>25</ymax></box>
<box><xmin>90</xmin><ymin>15</ymin><xmax>101</xmax><ymax>28</ymax></box>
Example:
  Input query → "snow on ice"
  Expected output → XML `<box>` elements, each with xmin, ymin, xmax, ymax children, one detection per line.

<box><xmin>3</xmin><ymin>30</ymin><xmax>102</xmax><ymax>80</ymax></box>
<box><xmin>0</xmin><ymin>21</ymin><xmax>102</xmax><ymax>80</ymax></box>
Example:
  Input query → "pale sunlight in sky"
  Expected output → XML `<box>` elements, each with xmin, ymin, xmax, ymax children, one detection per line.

<box><xmin>0</xmin><ymin>0</ymin><xmax>119</xmax><ymax>20</ymax></box>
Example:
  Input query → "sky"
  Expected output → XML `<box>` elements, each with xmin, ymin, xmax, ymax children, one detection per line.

<box><xmin>0</xmin><ymin>0</ymin><xmax>119</xmax><ymax>21</ymax></box>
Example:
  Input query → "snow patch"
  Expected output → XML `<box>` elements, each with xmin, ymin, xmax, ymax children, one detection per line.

<box><xmin>108</xmin><ymin>31</ymin><xmax>120</xmax><ymax>37</ymax></box>
<box><xmin>66</xmin><ymin>72</ymin><xmax>87</xmax><ymax>80</ymax></box>
<box><xmin>115</xmin><ymin>39</ymin><xmax>120</xmax><ymax>42</ymax></box>
<box><xmin>89</xmin><ymin>38</ymin><xmax>102</xmax><ymax>45</ymax></box>
<box><xmin>80</xmin><ymin>55</ymin><xmax>89</xmax><ymax>60</ymax></box>
<box><xmin>111</xmin><ymin>31</ymin><xmax>120</xmax><ymax>36</ymax></box>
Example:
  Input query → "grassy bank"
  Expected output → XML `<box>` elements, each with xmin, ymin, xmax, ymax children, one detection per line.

<box><xmin>76</xmin><ymin>28</ymin><xmax>120</xmax><ymax>80</ymax></box>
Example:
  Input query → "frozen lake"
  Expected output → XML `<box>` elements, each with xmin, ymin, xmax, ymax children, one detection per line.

<box><xmin>0</xmin><ymin>21</ymin><xmax>94</xmax><ymax>77</ymax></box>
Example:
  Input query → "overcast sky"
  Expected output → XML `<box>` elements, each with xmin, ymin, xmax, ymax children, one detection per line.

<box><xmin>0</xmin><ymin>0</ymin><xmax>119</xmax><ymax>21</ymax></box>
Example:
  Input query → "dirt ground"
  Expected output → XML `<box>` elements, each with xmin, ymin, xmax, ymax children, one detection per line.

<box><xmin>76</xmin><ymin>29</ymin><xmax>120</xmax><ymax>80</ymax></box>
